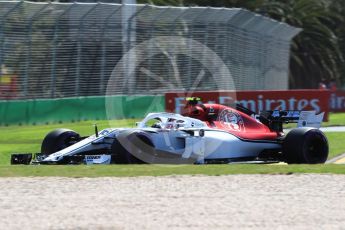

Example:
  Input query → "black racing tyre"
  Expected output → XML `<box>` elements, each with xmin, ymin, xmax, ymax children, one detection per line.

<box><xmin>283</xmin><ymin>128</ymin><xmax>328</xmax><ymax>164</ymax></box>
<box><xmin>111</xmin><ymin>131</ymin><xmax>154</xmax><ymax>164</ymax></box>
<box><xmin>110</xmin><ymin>138</ymin><xmax>133</xmax><ymax>164</ymax></box>
<box><xmin>41</xmin><ymin>129</ymin><xmax>80</xmax><ymax>155</ymax></box>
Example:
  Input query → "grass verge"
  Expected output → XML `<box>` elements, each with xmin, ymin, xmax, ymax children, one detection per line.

<box><xmin>324</xmin><ymin>113</ymin><xmax>345</xmax><ymax>126</ymax></box>
<box><xmin>0</xmin><ymin>164</ymin><xmax>344</xmax><ymax>177</ymax></box>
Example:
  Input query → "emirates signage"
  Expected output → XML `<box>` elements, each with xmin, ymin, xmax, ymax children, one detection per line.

<box><xmin>330</xmin><ymin>91</ymin><xmax>345</xmax><ymax>112</ymax></box>
<box><xmin>165</xmin><ymin>90</ymin><xmax>331</xmax><ymax>120</ymax></box>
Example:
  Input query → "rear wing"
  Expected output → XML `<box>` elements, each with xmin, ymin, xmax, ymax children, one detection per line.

<box><xmin>296</xmin><ymin>111</ymin><xmax>324</xmax><ymax>128</ymax></box>
<box><xmin>259</xmin><ymin>110</ymin><xmax>324</xmax><ymax>132</ymax></box>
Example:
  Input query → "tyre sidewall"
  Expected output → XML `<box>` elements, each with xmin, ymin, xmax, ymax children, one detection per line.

<box><xmin>41</xmin><ymin>129</ymin><xmax>80</xmax><ymax>154</ymax></box>
<box><xmin>283</xmin><ymin>128</ymin><xmax>328</xmax><ymax>164</ymax></box>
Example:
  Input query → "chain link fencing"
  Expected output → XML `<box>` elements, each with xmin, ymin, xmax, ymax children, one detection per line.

<box><xmin>0</xmin><ymin>1</ymin><xmax>300</xmax><ymax>100</ymax></box>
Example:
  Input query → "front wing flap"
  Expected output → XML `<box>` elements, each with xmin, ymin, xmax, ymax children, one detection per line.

<box><xmin>10</xmin><ymin>153</ymin><xmax>112</xmax><ymax>165</ymax></box>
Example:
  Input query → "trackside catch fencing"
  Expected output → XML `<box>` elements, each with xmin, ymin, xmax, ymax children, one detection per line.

<box><xmin>0</xmin><ymin>1</ymin><xmax>301</xmax><ymax>100</ymax></box>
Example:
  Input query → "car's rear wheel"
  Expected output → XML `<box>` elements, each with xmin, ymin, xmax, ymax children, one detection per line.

<box><xmin>283</xmin><ymin>128</ymin><xmax>328</xmax><ymax>164</ymax></box>
<box><xmin>41</xmin><ymin>129</ymin><xmax>80</xmax><ymax>155</ymax></box>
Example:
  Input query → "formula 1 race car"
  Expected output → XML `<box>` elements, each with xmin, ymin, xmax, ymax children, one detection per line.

<box><xmin>11</xmin><ymin>97</ymin><xmax>328</xmax><ymax>165</ymax></box>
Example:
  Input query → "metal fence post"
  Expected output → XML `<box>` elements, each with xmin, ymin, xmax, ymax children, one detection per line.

<box><xmin>125</xmin><ymin>4</ymin><xmax>148</xmax><ymax>94</ymax></box>
<box><xmin>0</xmin><ymin>1</ymin><xmax>23</xmax><ymax>82</ymax></box>
<box><xmin>225</xmin><ymin>10</ymin><xmax>234</xmax><ymax>84</ymax></box>
<box><xmin>125</xmin><ymin>4</ymin><xmax>149</xmax><ymax>54</ymax></box>
<box><xmin>99</xmin><ymin>5</ymin><xmax>122</xmax><ymax>95</ymax></box>
<box><xmin>201</xmin><ymin>9</ymin><xmax>221</xmax><ymax>90</ymax></box>
<box><xmin>24</xmin><ymin>3</ymin><xmax>50</xmax><ymax>97</ymax></box>
<box><xmin>75</xmin><ymin>3</ymin><xmax>100</xmax><ymax>96</ymax></box>
<box><xmin>146</xmin><ymin>7</ymin><xmax>170</xmax><ymax>90</ymax></box>
<box><xmin>167</xmin><ymin>9</ymin><xmax>190</xmax><ymax>87</ymax></box>
<box><xmin>215</xmin><ymin>9</ymin><xmax>228</xmax><ymax>70</ymax></box>
<box><xmin>50</xmin><ymin>3</ymin><xmax>75</xmax><ymax>98</ymax></box>
<box><xmin>187</xmin><ymin>8</ymin><xmax>209</xmax><ymax>90</ymax></box>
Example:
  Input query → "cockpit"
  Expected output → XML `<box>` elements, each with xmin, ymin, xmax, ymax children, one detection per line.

<box><xmin>136</xmin><ymin>113</ymin><xmax>208</xmax><ymax>130</ymax></box>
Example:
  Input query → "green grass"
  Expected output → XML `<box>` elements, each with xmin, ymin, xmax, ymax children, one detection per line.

<box><xmin>324</xmin><ymin>113</ymin><xmax>345</xmax><ymax>126</ymax></box>
<box><xmin>325</xmin><ymin>132</ymin><xmax>345</xmax><ymax>159</ymax></box>
<box><xmin>0</xmin><ymin>164</ymin><xmax>344</xmax><ymax>177</ymax></box>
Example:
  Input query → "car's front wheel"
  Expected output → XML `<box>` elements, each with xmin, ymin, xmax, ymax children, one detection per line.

<box><xmin>41</xmin><ymin>128</ymin><xmax>80</xmax><ymax>155</ymax></box>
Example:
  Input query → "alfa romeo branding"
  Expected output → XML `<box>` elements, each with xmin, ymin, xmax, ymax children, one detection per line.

<box><xmin>218</xmin><ymin>109</ymin><xmax>245</xmax><ymax>131</ymax></box>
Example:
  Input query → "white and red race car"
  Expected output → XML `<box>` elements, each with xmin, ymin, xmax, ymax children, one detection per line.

<box><xmin>11</xmin><ymin>98</ymin><xmax>328</xmax><ymax>165</ymax></box>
